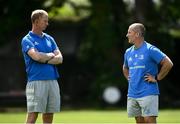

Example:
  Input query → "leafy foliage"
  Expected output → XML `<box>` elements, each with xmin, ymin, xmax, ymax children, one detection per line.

<box><xmin>0</xmin><ymin>0</ymin><xmax>179</xmax><ymax>106</ymax></box>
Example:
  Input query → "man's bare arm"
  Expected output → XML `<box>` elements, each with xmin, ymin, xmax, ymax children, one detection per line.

<box><xmin>156</xmin><ymin>56</ymin><xmax>173</xmax><ymax>81</ymax></box>
<box><xmin>144</xmin><ymin>56</ymin><xmax>173</xmax><ymax>82</ymax></box>
<box><xmin>123</xmin><ymin>65</ymin><xmax>129</xmax><ymax>80</ymax></box>
<box><xmin>47</xmin><ymin>49</ymin><xmax>63</xmax><ymax>65</ymax></box>
<box><xmin>27</xmin><ymin>48</ymin><xmax>55</xmax><ymax>63</ymax></box>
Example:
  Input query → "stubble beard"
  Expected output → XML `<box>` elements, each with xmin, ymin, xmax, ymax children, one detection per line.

<box><xmin>128</xmin><ymin>39</ymin><xmax>134</xmax><ymax>44</ymax></box>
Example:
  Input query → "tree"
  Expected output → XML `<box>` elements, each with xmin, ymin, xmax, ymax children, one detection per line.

<box><xmin>77</xmin><ymin>0</ymin><xmax>129</xmax><ymax>103</ymax></box>
<box><xmin>0</xmin><ymin>0</ymin><xmax>66</xmax><ymax>46</ymax></box>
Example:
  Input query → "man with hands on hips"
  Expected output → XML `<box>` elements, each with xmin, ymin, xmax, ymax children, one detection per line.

<box><xmin>123</xmin><ymin>23</ymin><xmax>173</xmax><ymax>124</ymax></box>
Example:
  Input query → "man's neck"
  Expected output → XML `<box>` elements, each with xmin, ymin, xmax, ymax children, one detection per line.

<box><xmin>134</xmin><ymin>38</ymin><xmax>144</xmax><ymax>49</ymax></box>
<box><xmin>32</xmin><ymin>27</ymin><xmax>43</xmax><ymax>37</ymax></box>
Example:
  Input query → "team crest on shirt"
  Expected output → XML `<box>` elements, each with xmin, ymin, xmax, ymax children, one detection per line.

<box><xmin>138</xmin><ymin>54</ymin><xmax>144</xmax><ymax>60</ymax></box>
<box><xmin>34</xmin><ymin>41</ymin><xmax>39</xmax><ymax>45</ymax></box>
<box><xmin>134</xmin><ymin>54</ymin><xmax>144</xmax><ymax>60</ymax></box>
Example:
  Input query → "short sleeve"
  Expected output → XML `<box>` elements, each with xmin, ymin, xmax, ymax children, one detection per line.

<box><xmin>21</xmin><ymin>37</ymin><xmax>35</xmax><ymax>53</ymax></box>
<box><xmin>49</xmin><ymin>36</ymin><xmax>59</xmax><ymax>51</ymax></box>
<box><xmin>149</xmin><ymin>46</ymin><xmax>166</xmax><ymax>64</ymax></box>
<box><xmin>123</xmin><ymin>51</ymin><xmax>128</xmax><ymax>68</ymax></box>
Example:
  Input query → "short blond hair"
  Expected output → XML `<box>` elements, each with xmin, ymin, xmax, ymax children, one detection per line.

<box><xmin>31</xmin><ymin>9</ymin><xmax>48</xmax><ymax>23</ymax></box>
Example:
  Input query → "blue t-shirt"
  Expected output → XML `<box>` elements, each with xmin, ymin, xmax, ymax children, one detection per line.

<box><xmin>124</xmin><ymin>41</ymin><xmax>166</xmax><ymax>98</ymax></box>
<box><xmin>21</xmin><ymin>31</ymin><xmax>60</xmax><ymax>82</ymax></box>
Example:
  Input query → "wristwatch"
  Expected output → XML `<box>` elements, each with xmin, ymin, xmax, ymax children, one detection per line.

<box><xmin>45</xmin><ymin>60</ymin><xmax>49</xmax><ymax>64</ymax></box>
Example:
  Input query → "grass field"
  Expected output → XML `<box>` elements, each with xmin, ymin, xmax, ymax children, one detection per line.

<box><xmin>0</xmin><ymin>109</ymin><xmax>180</xmax><ymax>123</ymax></box>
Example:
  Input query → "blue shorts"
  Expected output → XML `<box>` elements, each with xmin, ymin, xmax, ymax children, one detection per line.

<box><xmin>127</xmin><ymin>95</ymin><xmax>158</xmax><ymax>117</ymax></box>
<box><xmin>26</xmin><ymin>80</ymin><xmax>60</xmax><ymax>113</ymax></box>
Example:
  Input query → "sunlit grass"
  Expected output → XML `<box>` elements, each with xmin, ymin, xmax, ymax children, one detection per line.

<box><xmin>0</xmin><ymin>109</ymin><xmax>179</xmax><ymax>123</ymax></box>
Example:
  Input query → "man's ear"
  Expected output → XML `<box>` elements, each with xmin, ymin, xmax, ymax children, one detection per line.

<box><xmin>34</xmin><ymin>19</ymin><xmax>39</xmax><ymax>25</ymax></box>
<box><xmin>136</xmin><ymin>32</ymin><xmax>139</xmax><ymax>37</ymax></box>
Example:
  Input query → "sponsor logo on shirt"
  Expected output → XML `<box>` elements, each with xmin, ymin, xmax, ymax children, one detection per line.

<box><xmin>129</xmin><ymin>65</ymin><xmax>145</xmax><ymax>69</ymax></box>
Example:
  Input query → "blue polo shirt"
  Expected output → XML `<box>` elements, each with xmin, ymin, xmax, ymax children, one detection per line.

<box><xmin>21</xmin><ymin>31</ymin><xmax>60</xmax><ymax>82</ymax></box>
<box><xmin>124</xmin><ymin>41</ymin><xmax>166</xmax><ymax>98</ymax></box>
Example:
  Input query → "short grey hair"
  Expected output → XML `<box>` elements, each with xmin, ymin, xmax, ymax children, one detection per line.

<box><xmin>129</xmin><ymin>23</ymin><xmax>146</xmax><ymax>37</ymax></box>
